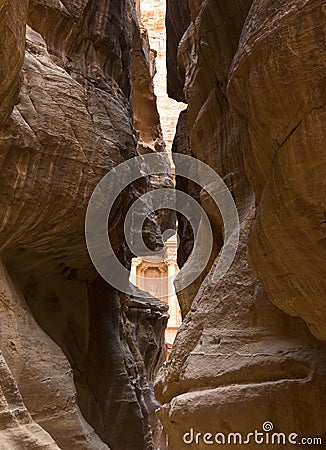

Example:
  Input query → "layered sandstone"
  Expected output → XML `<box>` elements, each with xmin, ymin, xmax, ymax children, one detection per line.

<box><xmin>0</xmin><ymin>0</ymin><xmax>27</xmax><ymax>129</ymax></box>
<box><xmin>157</xmin><ymin>0</ymin><xmax>326</xmax><ymax>448</ymax></box>
<box><xmin>156</xmin><ymin>212</ymin><xmax>326</xmax><ymax>449</ymax></box>
<box><xmin>0</xmin><ymin>351</ymin><xmax>61</xmax><ymax>450</ymax></box>
<box><xmin>0</xmin><ymin>1</ymin><xmax>170</xmax><ymax>449</ymax></box>
<box><xmin>228</xmin><ymin>0</ymin><xmax>326</xmax><ymax>340</ymax></box>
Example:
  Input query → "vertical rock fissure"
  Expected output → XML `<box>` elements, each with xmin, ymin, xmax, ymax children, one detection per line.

<box><xmin>130</xmin><ymin>0</ymin><xmax>184</xmax><ymax>351</ymax></box>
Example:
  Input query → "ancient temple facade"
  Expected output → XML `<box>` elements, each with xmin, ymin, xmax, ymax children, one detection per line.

<box><xmin>131</xmin><ymin>236</ymin><xmax>181</xmax><ymax>347</ymax></box>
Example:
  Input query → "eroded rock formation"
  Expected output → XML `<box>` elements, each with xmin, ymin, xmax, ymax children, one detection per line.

<box><xmin>0</xmin><ymin>350</ymin><xmax>61</xmax><ymax>450</ymax></box>
<box><xmin>140</xmin><ymin>0</ymin><xmax>186</xmax><ymax>156</ymax></box>
<box><xmin>0</xmin><ymin>1</ymin><xmax>171</xmax><ymax>449</ymax></box>
<box><xmin>157</xmin><ymin>0</ymin><xmax>326</xmax><ymax>448</ymax></box>
<box><xmin>228</xmin><ymin>0</ymin><xmax>326</xmax><ymax>340</ymax></box>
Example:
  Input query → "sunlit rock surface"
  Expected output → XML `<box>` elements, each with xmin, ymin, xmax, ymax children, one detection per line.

<box><xmin>228</xmin><ymin>0</ymin><xmax>326</xmax><ymax>340</ymax></box>
<box><xmin>0</xmin><ymin>350</ymin><xmax>61</xmax><ymax>450</ymax></box>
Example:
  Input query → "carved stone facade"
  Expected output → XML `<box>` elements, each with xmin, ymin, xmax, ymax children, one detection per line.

<box><xmin>131</xmin><ymin>236</ymin><xmax>181</xmax><ymax>347</ymax></box>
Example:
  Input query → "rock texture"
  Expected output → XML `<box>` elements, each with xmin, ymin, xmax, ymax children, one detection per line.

<box><xmin>131</xmin><ymin>11</ymin><xmax>164</xmax><ymax>155</ymax></box>
<box><xmin>0</xmin><ymin>351</ymin><xmax>60</xmax><ymax>450</ymax></box>
<box><xmin>156</xmin><ymin>213</ymin><xmax>326</xmax><ymax>449</ymax></box>
<box><xmin>228</xmin><ymin>0</ymin><xmax>326</xmax><ymax>340</ymax></box>
<box><xmin>171</xmin><ymin>0</ymin><xmax>254</xmax><ymax>316</ymax></box>
<box><xmin>157</xmin><ymin>0</ymin><xmax>326</xmax><ymax>448</ymax></box>
<box><xmin>140</xmin><ymin>0</ymin><xmax>186</xmax><ymax>156</ymax></box>
<box><xmin>0</xmin><ymin>0</ymin><xmax>27</xmax><ymax>129</ymax></box>
<box><xmin>0</xmin><ymin>260</ymin><xmax>109</xmax><ymax>450</ymax></box>
<box><xmin>165</xmin><ymin>0</ymin><xmax>190</xmax><ymax>103</ymax></box>
<box><xmin>0</xmin><ymin>0</ymin><xmax>170</xmax><ymax>449</ymax></box>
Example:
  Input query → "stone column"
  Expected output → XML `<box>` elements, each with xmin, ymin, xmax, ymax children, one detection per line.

<box><xmin>166</xmin><ymin>261</ymin><xmax>177</xmax><ymax>325</ymax></box>
<box><xmin>130</xmin><ymin>257</ymin><xmax>142</xmax><ymax>286</ymax></box>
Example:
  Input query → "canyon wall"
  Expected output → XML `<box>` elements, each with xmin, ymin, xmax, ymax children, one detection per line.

<box><xmin>156</xmin><ymin>0</ymin><xmax>326</xmax><ymax>448</ymax></box>
<box><xmin>140</xmin><ymin>0</ymin><xmax>186</xmax><ymax>158</ymax></box>
<box><xmin>0</xmin><ymin>1</ymin><xmax>170</xmax><ymax>449</ymax></box>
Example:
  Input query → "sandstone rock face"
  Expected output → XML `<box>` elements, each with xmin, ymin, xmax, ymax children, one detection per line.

<box><xmin>157</xmin><ymin>0</ymin><xmax>326</xmax><ymax>447</ymax></box>
<box><xmin>171</xmin><ymin>109</ymin><xmax>219</xmax><ymax>318</ymax></box>
<box><xmin>0</xmin><ymin>351</ymin><xmax>61</xmax><ymax>450</ymax></box>
<box><xmin>166</xmin><ymin>0</ymin><xmax>190</xmax><ymax>103</ymax></box>
<box><xmin>0</xmin><ymin>260</ymin><xmax>109</xmax><ymax>450</ymax></box>
<box><xmin>0</xmin><ymin>0</ymin><xmax>170</xmax><ymax>449</ymax></box>
<box><xmin>227</xmin><ymin>0</ymin><xmax>326</xmax><ymax>340</ymax></box>
<box><xmin>131</xmin><ymin>11</ymin><xmax>165</xmax><ymax>155</ymax></box>
<box><xmin>171</xmin><ymin>0</ymin><xmax>254</xmax><ymax>316</ymax></box>
<box><xmin>0</xmin><ymin>0</ymin><xmax>27</xmax><ymax>128</ymax></box>
<box><xmin>156</xmin><ymin>213</ymin><xmax>326</xmax><ymax>449</ymax></box>
<box><xmin>140</xmin><ymin>0</ymin><xmax>186</xmax><ymax>157</ymax></box>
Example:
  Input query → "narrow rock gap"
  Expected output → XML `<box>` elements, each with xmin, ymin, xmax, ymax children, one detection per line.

<box><xmin>130</xmin><ymin>0</ymin><xmax>186</xmax><ymax>352</ymax></box>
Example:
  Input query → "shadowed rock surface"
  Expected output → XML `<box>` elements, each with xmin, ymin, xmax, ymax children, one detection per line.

<box><xmin>0</xmin><ymin>0</ymin><xmax>171</xmax><ymax>449</ymax></box>
<box><xmin>156</xmin><ymin>0</ymin><xmax>326</xmax><ymax>448</ymax></box>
